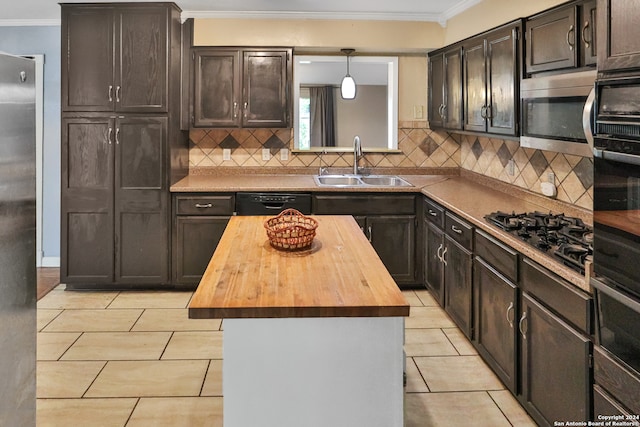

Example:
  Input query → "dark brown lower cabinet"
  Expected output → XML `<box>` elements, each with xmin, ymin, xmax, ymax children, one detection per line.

<box><xmin>174</xmin><ymin>216</ymin><xmax>230</xmax><ymax>285</ymax></box>
<box><xmin>172</xmin><ymin>194</ymin><xmax>234</xmax><ymax>286</ymax></box>
<box><xmin>519</xmin><ymin>292</ymin><xmax>592</xmax><ymax>426</ymax></box>
<box><xmin>443</xmin><ymin>235</ymin><xmax>473</xmax><ymax>337</ymax></box>
<box><xmin>423</xmin><ymin>220</ymin><xmax>444</xmax><ymax>305</ymax></box>
<box><xmin>313</xmin><ymin>193</ymin><xmax>418</xmax><ymax>288</ymax></box>
<box><xmin>473</xmin><ymin>257</ymin><xmax>518</xmax><ymax>393</ymax></box>
<box><xmin>354</xmin><ymin>214</ymin><xmax>417</xmax><ymax>286</ymax></box>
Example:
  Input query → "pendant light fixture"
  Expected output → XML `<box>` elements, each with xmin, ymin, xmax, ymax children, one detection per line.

<box><xmin>340</xmin><ymin>48</ymin><xmax>356</xmax><ymax>100</ymax></box>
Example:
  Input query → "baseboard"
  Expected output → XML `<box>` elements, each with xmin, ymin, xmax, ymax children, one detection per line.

<box><xmin>40</xmin><ymin>257</ymin><xmax>60</xmax><ymax>268</ymax></box>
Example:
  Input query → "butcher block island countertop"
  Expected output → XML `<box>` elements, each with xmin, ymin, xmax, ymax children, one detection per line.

<box><xmin>188</xmin><ymin>215</ymin><xmax>410</xmax><ymax>319</ymax></box>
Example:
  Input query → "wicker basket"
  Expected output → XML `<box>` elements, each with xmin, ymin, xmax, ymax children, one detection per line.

<box><xmin>264</xmin><ymin>208</ymin><xmax>318</xmax><ymax>251</ymax></box>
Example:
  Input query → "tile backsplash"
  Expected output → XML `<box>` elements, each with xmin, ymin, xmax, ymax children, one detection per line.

<box><xmin>188</xmin><ymin>121</ymin><xmax>461</xmax><ymax>171</ymax></box>
<box><xmin>188</xmin><ymin>124</ymin><xmax>593</xmax><ymax>211</ymax></box>
<box><xmin>459</xmin><ymin>134</ymin><xmax>593</xmax><ymax>210</ymax></box>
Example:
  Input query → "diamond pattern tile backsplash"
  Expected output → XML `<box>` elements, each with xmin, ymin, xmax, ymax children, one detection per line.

<box><xmin>459</xmin><ymin>135</ymin><xmax>593</xmax><ymax>210</ymax></box>
<box><xmin>188</xmin><ymin>122</ymin><xmax>461</xmax><ymax>170</ymax></box>
<box><xmin>188</xmin><ymin>124</ymin><xmax>593</xmax><ymax>211</ymax></box>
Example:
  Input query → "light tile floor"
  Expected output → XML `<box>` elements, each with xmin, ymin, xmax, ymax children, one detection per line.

<box><xmin>36</xmin><ymin>286</ymin><xmax>537</xmax><ymax>427</ymax></box>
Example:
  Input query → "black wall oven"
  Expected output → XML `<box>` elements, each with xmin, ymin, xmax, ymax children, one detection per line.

<box><xmin>592</xmin><ymin>75</ymin><xmax>640</xmax><ymax>376</ymax></box>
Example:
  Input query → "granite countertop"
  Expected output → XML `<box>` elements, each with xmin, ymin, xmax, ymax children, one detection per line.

<box><xmin>171</xmin><ymin>171</ymin><xmax>592</xmax><ymax>293</ymax></box>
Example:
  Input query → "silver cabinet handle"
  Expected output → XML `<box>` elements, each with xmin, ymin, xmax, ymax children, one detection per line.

<box><xmin>442</xmin><ymin>246</ymin><xmax>448</xmax><ymax>266</ymax></box>
<box><xmin>441</xmin><ymin>104</ymin><xmax>447</xmax><ymax>120</ymax></box>
<box><xmin>436</xmin><ymin>243</ymin><xmax>443</xmax><ymax>262</ymax></box>
<box><xmin>115</xmin><ymin>127</ymin><xmax>120</xmax><ymax>145</ymax></box>
<box><xmin>107</xmin><ymin>127</ymin><xmax>113</xmax><ymax>145</ymax></box>
<box><xmin>519</xmin><ymin>312</ymin><xmax>528</xmax><ymax>339</ymax></box>
<box><xmin>195</xmin><ymin>203</ymin><xmax>213</xmax><ymax>209</ymax></box>
<box><xmin>451</xmin><ymin>225</ymin><xmax>463</xmax><ymax>234</ymax></box>
<box><xmin>233</xmin><ymin>102</ymin><xmax>238</xmax><ymax>119</ymax></box>
<box><xmin>428</xmin><ymin>209</ymin><xmax>437</xmax><ymax>217</ymax></box>
<box><xmin>506</xmin><ymin>302</ymin><xmax>515</xmax><ymax>328</ymax></box>
<box><xmin>582</xmin><ymin>20</ymin><xmax>591</xmax><ymax>48</ymax></box>
<box><xmin>243</xmin><ymin>101</ymin><xmax>248</xmax><ymax>118</ymax></box>
<box><xmin>480</xmin><ymin>105</ymin><xmax>487</xmax><ymax>119</ymax></box>
<box><xmin>367</xmin><ymin>225</ymin><xmax>372</xmax><ymax>242</ymax></box>
<box><xmin>567</xmin><ymin>24</ymin><xmax>575</xmax><ymax>50</ymax></box>
<box><xmin>108</xmin><ymin>85</ymin><xmax>113</xmax><ymax>102</ymax></box>
<box><xmin>115</xmin><ymin>85</ymin><xmax>121</xmax><ymax>103</ymax></box>
<box><xmin>485</xmin><ymin>104</ymin><xmax>492</xmax><ymax>119</ymax></box>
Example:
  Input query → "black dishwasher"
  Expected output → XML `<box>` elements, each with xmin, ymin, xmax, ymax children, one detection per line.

<box><xmin>236</xmin><ymin>193</ymin><xmax>312</xmax><ymax>215</ymax></box>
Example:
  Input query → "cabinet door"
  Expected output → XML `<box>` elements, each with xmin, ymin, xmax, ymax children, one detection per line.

<box><xmin>463</xmin><ymin>38</ymin><xmax>487</xmax><ymax>133</ymax></box>
<box><xmin>580</xmin><ymin>1</ymin><xmax>598</xmax><ymax>66</ymax></box>
<box><xmin>424</xmin><ymin>220</ymin><xmax>445</xmax><ymax>306</ymax></box>
<box><xmin>175</xmin><ymin>216</ymin><xmax>231</xmax><ymax>284</ymax></box>
<box><xmin>487</xmin><ymin>26</ymin><xmax>518</xmax><ymax>136</ymax></box>
<box><xmin>428</xmin><ymin>53</ymin><xmax>445</xmax><ymax>128</ymax></box>
<box><xmin>597</xmin><ymin>0</ymin><xmax>640</xmax><ymax>73</ymax></box>
<box><xmin>193</xmin><ymin>49</ymin><xmax>241</xmax><ymax>127</ymax></box>
<box><xmin>368</xmin><ymin>215</ymin><xmax>416</xmax><ymax>286</ymax></box>
<box><xmin>61</xmin><ymin>116</ymin><xmax>114</xmax><ymax>283</ymax></box>
<box><xmin>114</xmin><ymin>116</ymin><xmax>169</xmax><ymax>284</ymax></box>
<box><xmin>242</xmin><ymin>50</ymin><xmax>290</xmax><ymax>127</ymax></box>
<box><xmin>444</xmin><ymin>48</ymin><xmax>463</xmax><ymax>130</ymax></box>
<box><xmin>444</xmin><ymin>236</ymin><xmax>473</xmax><ymax>337</ymax></box>
<box><xmin>474</xmin><ymin>257</ymin><xmax>517</xmax><ymax>393</ymax></box>
<box><xmin>526</xmin><ymin>5</ymin><xmax>578</xmax><ymax>73</ymax></box>
<box><xmin>116</xmin><ymin>6</ymin><xmax>168</xmax><ymax>113</ymax></box>
<box><xmin>520</xmin><ymin>293</ymin><xmax>591</xmax><ymax>426</ymax></box>
<box><xmin>61</xmin><ymin>6</ymin><xmax>115</xmax><ymax>112</ymax></box>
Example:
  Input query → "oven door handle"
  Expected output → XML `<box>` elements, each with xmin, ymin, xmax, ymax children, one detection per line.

<box><xmin>591</xmin><ymin>277</ymin><xmax>640</xmax><ymax>313</ymax></box>
<box><xmin>593</xmin><ymin>147</ymin><xmax>640</xmax><ymax>166</ymax></box>
<box><xmin>583</xmin><ymin>86</ymin><xmax>595</xmax><ymax>156</ymax></box>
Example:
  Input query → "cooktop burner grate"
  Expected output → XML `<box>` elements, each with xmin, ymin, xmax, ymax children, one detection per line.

<box><xmin>485</xmin><ymin>211</ymin><xmax>593</xmax><ymax>275</ymax></box>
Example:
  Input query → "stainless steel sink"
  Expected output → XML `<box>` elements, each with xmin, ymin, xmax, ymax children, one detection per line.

<box><xmin>313</xmin><ymin>174</ymin><xmax>413</xmax><ymax>188</ymax></box>
<box><xmin>359</xmin><ymin>175</ymin><xmax>412</xmax><ymax>187</ymax></box>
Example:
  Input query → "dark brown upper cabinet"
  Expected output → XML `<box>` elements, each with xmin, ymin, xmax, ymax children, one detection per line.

<box><xmin>61</xmin><ymin>3</ymin><xmax>178</xmax><ymax>113</ymax></box>
<box><xmin>597</xmin><ymin>0</ymin><xmax>640</xmax><ymax>73</ymax></box>
<box><xmin>525</xmin><ymin>0</ymin><xmax>597</xmax><ymax>75</ymax></box>
<box><xmin>463</xmin><ymin>22</ymin><xmax>520</xmax><ymax>136</ymax></box>
<box><xmin>428</xmin><ymin>46</ymin><xmax>463</xmax><ymax>130</ymax></box>
<box><xmin>192</xmin><ymin>48</ymin><xmax>292</xmax><ymax>128</ymax></box>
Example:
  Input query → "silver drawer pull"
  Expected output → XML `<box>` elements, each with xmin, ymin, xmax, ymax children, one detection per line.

<box><xmin>428</xmin><ymin>209</ymin><xmax>437</xmax><ymax>217</ymax></box>
<box><xmin>441</xmin><ymin>246</ymin><xmax>448</xmax><ymax>266</ymax></box>
<box><xmin>451</xmin><ymin>225</ymin><xmax>463</xmax><ymax>234</ymax></box>
<box><xmin>195</xmin><ymin>203</ymin><xmax>213</xmax><ymax>209</ymax></box>
<box><xmin>506</xmin><ymin>302</ymin><xmax>514</xmax><ymax>328</ymax></box>
<box><xmin>519</xmin><ymin>312</ymin><xmax>528</xmax><ymax>339</ymax></box>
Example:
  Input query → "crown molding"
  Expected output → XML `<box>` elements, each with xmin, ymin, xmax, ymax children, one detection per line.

<box><xmin>182</xmin><ymin>10</ymin><xmax>443</xmax><ymax>23</ymax></box>
<box><xmin>0</xmin><ymin>19</ymin><xmax>60</xmax><ymax>26</ymax></box>
<box><xmin>440</xmin><ymin>0</ymin><xmax>483</xmax><ymax>26</ymax></box>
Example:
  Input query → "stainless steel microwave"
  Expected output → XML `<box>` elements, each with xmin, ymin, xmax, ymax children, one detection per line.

<box><xmin>520</xmin><ymin>70</ymin><xmax>596</xmax><ymax>157</ymax></box>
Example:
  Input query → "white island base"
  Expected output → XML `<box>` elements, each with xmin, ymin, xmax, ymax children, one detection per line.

<box><xmin>223</xmin><ymin>316</ymin><xmax>405</xmax><ymax>427</ymax></box>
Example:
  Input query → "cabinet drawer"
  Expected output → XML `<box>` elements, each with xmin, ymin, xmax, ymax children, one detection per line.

<box><xmin>520</xmin><ymin>257</ymin><xmax>592</xmax><ymax>335</ymax></box>
<box><xmin>175</xmin><ymin>194</ymin><xmax>235</xmax><ymax>216</ymax></box>
<box><xmin>423</xmin><ymin>197</ymin><xmax>445</xmax><ymax>228</ymax></box>
<box><xmin>475</xmin><ymin>229</ymin><xmax>518</xmax><ymax>283</ymax></box>
<box><xmin>445</xmin><ymin>212</ymin><xmax>473</xmax><ymax>250</ymax></box>
<box><xmin>594</xmin><ymin>346</ymin><xmax>640</xmax><ymax>415</ymax></box>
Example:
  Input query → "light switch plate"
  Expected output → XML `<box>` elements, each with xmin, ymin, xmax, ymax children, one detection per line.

<box><xmin>262</xmin><ymin>148</ymin><xmax>271</xmax><ymax>161</ymax></box>
<box><xmin>280</xmin><ymin>148</ymin><xmax>289</xmax><ymax>161</ymax></box>
<box><xmin>223</xmin><ymin>148</ymin><xmax>231</xmax><ymax>161</ymax></box>
<box><xmin>413</xmin><ymin>105</ymin><xmax>424</xmax><ymax>119</ymax></box>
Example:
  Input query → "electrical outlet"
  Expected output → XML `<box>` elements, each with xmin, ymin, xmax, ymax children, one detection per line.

<box><xmin>507</xmin><ymin>159</ymin><xmax>515</xmax><ymax>176</ymax></box>
<box><xmin>547</xmin><ymin>172</ymin><xmax>555</xmax><ymax>183</ymax></box>
<box><xmin>223</xmin><ymin>148</ymin><xmax>231</xmax><ymax>161</ymax></box>
<box><xmin>262</xmin><ymin>148</ymin><xmax>271</xmax><ymax>161</ymax></box>
<box><xmin>413</xmin><ymin>105</ymin><xmax>424</xmax><ymax>119</ymax></box>
<box><xmin>280</xmin><ymin>148</ymin><xmax>289</xmax><ymax>161</ymax></box>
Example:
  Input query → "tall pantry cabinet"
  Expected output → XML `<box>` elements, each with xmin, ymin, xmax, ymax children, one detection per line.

<box><xmin>61</xmin><ymin>3</ymin><xmax>187</xmax><ymax>289</ymax></box>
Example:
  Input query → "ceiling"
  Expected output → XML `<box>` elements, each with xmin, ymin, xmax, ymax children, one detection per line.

<box><xmin>2</xmin><ymin>0</ymin><xmax>482</xmax><ymax>25</ymax></box>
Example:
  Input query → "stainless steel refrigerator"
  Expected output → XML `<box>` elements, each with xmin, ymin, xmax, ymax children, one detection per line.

<box><xmin>0</xmin><ymin>52</ymin><xmax>36</xmax><ymax>426</ymax></box>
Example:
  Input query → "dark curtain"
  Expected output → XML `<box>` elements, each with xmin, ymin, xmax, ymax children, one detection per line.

<box><xmin>309</xmin><ymin>86</ymin><xmax>336</xmax><ymax>147</ymax></box>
